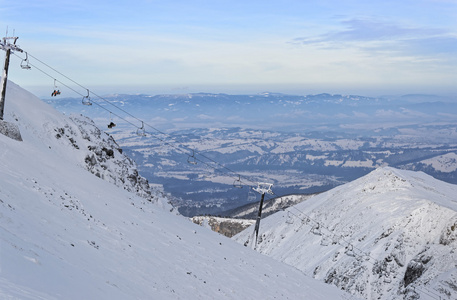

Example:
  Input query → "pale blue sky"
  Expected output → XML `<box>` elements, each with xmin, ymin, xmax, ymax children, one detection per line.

<box><xmin>2</xmin><ymin>0</ymin><xmax>457</xmax><ymax>97</ymax></box>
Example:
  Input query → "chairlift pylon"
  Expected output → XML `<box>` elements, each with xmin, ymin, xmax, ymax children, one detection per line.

<box><xmin>253</xmin><ymin>182</ymin><xmax>274</xmax><ymax>195</ymax></box>
<box><xmin>252</xmin><ymin>182</ymin><xmax>273</xmax><ymax>249</ymax></box>
<box><xmin>82</xmin><ymin>89</ymin><xmax>92</xmax><ymax>106</ymax></box>
<box><xmin>20</xmin><ymin>52</ymin><xmax>31</xmax><ymax>70</ymax></box>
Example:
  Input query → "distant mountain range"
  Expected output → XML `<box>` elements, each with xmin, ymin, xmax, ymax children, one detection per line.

<box><xmin>45</xmin><ymin>92</ymin><xmax>457</xmax><ymax>216</ymax></box>
<box><xmin>45</xmin><ymin>92</ymin><xmax>457</xmax><ymax>132</ymax></box>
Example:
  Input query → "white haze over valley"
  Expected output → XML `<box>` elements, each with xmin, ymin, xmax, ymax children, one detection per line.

<box><xmin>44</xmin><ymin>91</ymin><xmax>457</xmax><ymax>216</ymax></box>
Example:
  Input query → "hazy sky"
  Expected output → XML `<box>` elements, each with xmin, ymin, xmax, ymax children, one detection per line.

<box><xmin>2</xmin><ymin>0</ymin><xmax>457</xmax><ymax>97</ymax></box>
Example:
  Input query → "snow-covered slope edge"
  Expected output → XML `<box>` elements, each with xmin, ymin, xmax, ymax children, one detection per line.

<box><xmin>234</xmin><ymin>167</ymin><xmax>457</xmax><ymax>300</ymax></box>
<box><xmin>4</xmin><ymin>81</ymin><xmax>172</xmax><ymax>211</ymax></box>
<box><xmin>0</xmin><ymin>81</ymin><xmax>351</xmax><ymax>299</ymax></box>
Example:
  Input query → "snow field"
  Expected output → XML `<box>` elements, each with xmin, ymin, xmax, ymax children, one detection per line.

<box><xmin>0</xmin><ymin>81</ymin><xmax>351</xmax><ymax>299</ymax></box>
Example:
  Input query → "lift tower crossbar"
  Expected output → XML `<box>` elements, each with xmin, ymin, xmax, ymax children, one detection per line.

<box><xmin>0</xmin><ymin>34</ymin><xmax>23</xmax><ymax>120</ymax></box>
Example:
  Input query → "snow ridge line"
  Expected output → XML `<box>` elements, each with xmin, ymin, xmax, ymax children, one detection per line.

<box><xmin>275</xmin><ymin>204</ymin><xmax>443</xmax><ymax>300</ymax></box>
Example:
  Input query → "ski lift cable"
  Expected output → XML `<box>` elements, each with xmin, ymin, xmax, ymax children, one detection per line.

<box><xmin>21</xmin><ymin>52</ymin><xmax>143</xmax><ymax>125</ymax></box>
<box><xmin>19</xmin><ymin>55</ymin><xmax>451</xmax><ymax>288</ymax></box>
<box><xmin>15</xmin><ymin>51</ymin><xmax>310</xmax><ymax>194</ymax></box>
<box><xmin>12</xmin><ymin>53</ymin><xmax>144</xmax><ymax>132</ymax></box>
<box><xmin>26</xmin><ymin>53</ymin><xmax>90</xmax><ymax>96</ymax></box>
<box><xmin>10</xmin><ymin>53</ymin><xmax>444</xmax><ymax>300</ymax></box>
<box><xmin>190</xmin><ymin>155</ymin><xmax>253</xmax><ymax>186</ymax></box>
<box><xmin>26</xmin><ymin>52</ymin><xmax>158</xmax><ymax>130</ymax></box>
<box><xmin>13</xmin><ymin>52</ymin><xmax>201</xmax><ymax>145</ymax></box>
<box><xmin>13</xmin><ymin>51</ymin><xmax>259</xmax><ymax>188</ymax></box>
<box><xmin>19</xmin><ymin>53</ymin><xmax>257</xmax><ymax>184</ymax></box>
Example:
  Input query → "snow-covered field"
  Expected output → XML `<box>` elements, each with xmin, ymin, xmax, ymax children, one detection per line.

<box><xmin>421</xmin><ymin>153</ymin><xmax>457</xmax><ymax>173</ymax></box>
<box><xmin>0</xmin><ymin>81</ymin><xmax>351</xmax><ymax>299</ymax></box>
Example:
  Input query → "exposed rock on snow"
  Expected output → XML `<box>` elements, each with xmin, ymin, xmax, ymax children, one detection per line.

<box><xmin>54</xmin><ymin>114</ymin><xmax>166</xmax><ymax>205</ymax></box>
<box><xmin>0</xmin><ymin>119</ymin><xmax>22</xmax><ymax>141</ymax></box>
<box><xmin>234</xmin><ymin>167</ymin><xmax>457</xmax><ymax>300</ymax></box>
<box><xmin>191</xmin><ymin>216</ymin><xmax>255</xmax><ymax>237</ymax></box>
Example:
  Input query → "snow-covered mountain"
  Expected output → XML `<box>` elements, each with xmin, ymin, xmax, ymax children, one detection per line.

<box><xmin>0</xmin><ymin>81</ymin><xmax>352</xmax><ymax>299</ymax></box>
<box><xmin>45</xmin><ymin>92</ymin><xmax>457</xmax><ymax>216</ymax></box>
<box><xmin>234</xmin><ymin>167</ymin><xmax>457</xmax><ymax>300</ymax></box>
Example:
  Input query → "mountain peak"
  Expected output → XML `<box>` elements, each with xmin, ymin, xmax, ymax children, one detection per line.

<box><xmin>235</xmin><ymin>166</ymin><xmax>457</xmax><ymax>299</ymax></box>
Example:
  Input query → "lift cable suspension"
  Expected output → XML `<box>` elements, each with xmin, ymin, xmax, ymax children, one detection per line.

<box><xmin>11</xmin><ymin>50</ymin><xmax>261</xmax><ymax>190</ymax></box>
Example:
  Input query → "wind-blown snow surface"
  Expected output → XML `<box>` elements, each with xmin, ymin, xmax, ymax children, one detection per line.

<box><xmin>0</xmin><ymin>81</ymin><xmax>351</xmax><ymax>299</ymax></box>
<box><xmin>235</xmin><ymin>167</ymin><xmax>457</xmax><ymax>299</ymax></box>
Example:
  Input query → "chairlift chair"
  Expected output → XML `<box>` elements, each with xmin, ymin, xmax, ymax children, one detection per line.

<box><xmin>51</xmin><ymin>79</ymin><xmax>60</xmax><ymax>96</ymax></box>
<box><xmin>136</xmin><ymin>121</ymin><xmax>146</xmax><ymax>137</ymax></box>
<box><xmin>20</xmin><ymin>52</ymin><xmax>31</xmax><ymax>70</ymax></box>
<box><xmin>320</xmin><ymin>235</ymin><xmax>331</xmax><ymax>246</ymax></box>
<box><xmin>107</xmin><ymin>112</ymin><xmax>116</xmax><ymax>128</ymax></box>
<box><xmin>82</xmin><ymin>89</ymin><xmax>92</xmax><ymax>106</ymax></box>
<box><xmin>332</xmin><ymin>234</ymin><xmax>340</xmax><ymax>245</ymax></box>
<box><xmin>311</xmin><ymin>223</ymin><xmax>322</xmax><ymax>235</ymax></box>
<box><xmin>187</xmin><ymin>150</ymin><xmax>197</xmax><ymax>165</ymax></box>
<box><xmin>285</xmin><ymin>211</ymin><xmax>294</xmax><ymax>224</ymax></box>
<box><xmin>345</xmin><ymin>244</ymin><xmax>355</xmax><ymax>257</ymax></box>
<box><xmin>233</xmin><ymin>175</ymin><xmax>243</xmax><ymax>188</ymax></box>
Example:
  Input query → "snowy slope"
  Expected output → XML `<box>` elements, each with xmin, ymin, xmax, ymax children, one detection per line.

<box><xmin>414</xmin><ymin>152</ymin><xmax>457</xmax><ymax>173</ymax></box>
<box><xmin>234</xmin><ymin>167</ymin><xmax>457</xmax><ymax>299</ymax></box>
<box><xmin>0</xmin><ymin>81</ymin><xmax>351</xmax><ymax>299</ymax></box>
